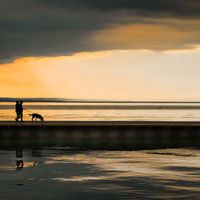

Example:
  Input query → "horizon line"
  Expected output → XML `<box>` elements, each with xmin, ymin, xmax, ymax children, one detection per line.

<box><xmin>1</xmin><ymin>97</ymin><xmax>200</xmax><ymax>103</ymax></box>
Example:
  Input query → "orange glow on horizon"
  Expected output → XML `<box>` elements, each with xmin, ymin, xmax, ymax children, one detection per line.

<box><xmin>1</xmin><ymin>48</ymin><xmax>200</xmax><ymax>100</ymax></box>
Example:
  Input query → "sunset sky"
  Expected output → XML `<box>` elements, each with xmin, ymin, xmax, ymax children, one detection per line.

<box><xmin>1</xmin><ymin>0</ymin><xmax>200</xmax><ymax>100</ymax></box>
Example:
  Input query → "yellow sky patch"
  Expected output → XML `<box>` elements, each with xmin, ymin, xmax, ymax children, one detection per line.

<box><xmin>1</xmin><ymin>48</ymin><xmax>200</xmax><ymax>100</ymax></box>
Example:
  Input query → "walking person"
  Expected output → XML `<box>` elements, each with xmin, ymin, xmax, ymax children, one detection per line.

<box><xmin>15</xmin><ymin>100</ymin><xmax>24</xmax><ymax>122</ymax></box>
<box><xmin>15</xmin><ymin>101</ymin><xmax>20</xmax><ymax>122</ymax></box>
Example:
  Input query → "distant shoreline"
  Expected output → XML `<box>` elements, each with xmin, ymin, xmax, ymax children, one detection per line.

<box><xmin>1</xmin><ymin>97</ymin><xmax>200</xmax><ymax>103</ymax></box>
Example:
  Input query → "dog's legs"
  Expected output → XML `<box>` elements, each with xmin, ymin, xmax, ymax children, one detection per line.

<box><xmin>32</xmin><ymin>116</ymin><xmax>34</xmax><ymax>121</ymax></box>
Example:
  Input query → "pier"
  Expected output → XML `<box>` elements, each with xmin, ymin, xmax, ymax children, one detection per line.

<box><xmin>0</xmin><ymin>121</ymin><xmax>200</xmax><ymax>149</ymax></box>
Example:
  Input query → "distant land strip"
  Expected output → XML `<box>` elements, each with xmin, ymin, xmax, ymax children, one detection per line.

<box><xmin>1</xmin><ymin>97</ymin><xmax>200</xmax><ymax>103</ymax></box>
<box><xmin>1</xmin><ymin>105</ymin><xmax>200</xmax><ymax>110</ymax></box>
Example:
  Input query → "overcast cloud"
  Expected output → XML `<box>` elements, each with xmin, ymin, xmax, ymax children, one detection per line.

<box><xmin>1</xmin><ymin>0</ymin><xmax>200</xmax><ymax>62</ymax></box>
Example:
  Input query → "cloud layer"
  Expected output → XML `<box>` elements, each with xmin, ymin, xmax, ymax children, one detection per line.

<box><xmin>38</xmin><ymin>0</ymin><xmax>200</xmax><ymax>17</ymax></box>
<box><xmin>1</xmin><ymin>0</ymin><xmax>200</xmax><ymax>62</ymax></box>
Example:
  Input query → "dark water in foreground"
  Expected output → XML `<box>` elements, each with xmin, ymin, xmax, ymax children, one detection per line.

<box><xmin>1</xmin><ymin>147</ymin><xmax>200</xmax><ymax>200</ymax></box>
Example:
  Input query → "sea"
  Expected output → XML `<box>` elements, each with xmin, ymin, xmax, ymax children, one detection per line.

<box><xmin>1</xmin><ymin>148</ymin><xmax>200</xmax><ymax>199</ymax></box>
<box><xmin>0</xmin><ymin>101</ymin><xmax>200</xmax><ymax>199</ymax></box>
<box><xmin>0</xmin><ymin>101</ymin><xmax>200</xmax><ymax>121</ymax></box>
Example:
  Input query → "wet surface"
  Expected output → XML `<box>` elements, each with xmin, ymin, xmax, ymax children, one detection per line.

<box><xmin>0</xmin><ymin>148</ymin><xmax>200</xmax><ymax>199</ymax></box>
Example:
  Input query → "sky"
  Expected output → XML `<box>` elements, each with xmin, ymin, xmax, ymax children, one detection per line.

<box><xmin>1</xmin><ymin>0</ymin><xmax>200</xmax><ymax>100</ymax></box>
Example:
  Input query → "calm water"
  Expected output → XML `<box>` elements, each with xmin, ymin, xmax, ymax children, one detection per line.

<box><xmin>1</xmin><ymin>102</ymin><xmax>200</xmax><ymax>121</ymax></box>
<box><xmin>1</xmin><ymin>147</ymin><xmax>200</xmax><ymax>199</ymax></box>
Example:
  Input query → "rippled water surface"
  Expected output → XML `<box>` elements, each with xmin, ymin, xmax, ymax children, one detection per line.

<box><xmin>0</xmin><ymin>148</ymin><xmax>200</xmax><ymax>199</ymax></box>
<box><xmin>1</xmin><ymin>102</ymin><xmax>200</xmax><ymax>121</ymax></box>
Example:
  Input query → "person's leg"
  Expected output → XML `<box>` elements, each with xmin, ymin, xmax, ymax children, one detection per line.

<box><xmin>20</xmin><ymin>113</ymin><xmax>24</xmax><ymax>122</ymax></box>
<box><xmin>15</xmin><ymin>113</ymin><xmax>20</xmax><ymax>121</ymax></box>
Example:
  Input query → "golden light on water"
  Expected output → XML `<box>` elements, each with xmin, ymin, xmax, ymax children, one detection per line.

<box><xmin>0</xmin><ymin>148</ymin><xmax>200</xmax><ymax>198</ymax></box>
<box><xmin>44</xmin><ymin>149</ymin><xmax>200</xmax><ymax>193</ymax></box>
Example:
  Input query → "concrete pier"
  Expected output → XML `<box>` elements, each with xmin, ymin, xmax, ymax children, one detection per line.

<box><xmin>0</xmin><ymin>121</ymin><xmax>200</xmax><ymax>149</ymax></box>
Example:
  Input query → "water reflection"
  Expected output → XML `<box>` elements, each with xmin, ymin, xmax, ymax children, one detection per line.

<box><xmin>16</xmin><ymin>149</ymin><xmax>24</xmax><ymax>170</ymax></box>
<box><xmin>0</xmin><ymin>148</ymin><xmax>200</xmax><ymax>199</ymax></box>
<box><xmin>15</xmin><ymin>149</ymin><xmax>38</xmax><ymax>170</ymax></box>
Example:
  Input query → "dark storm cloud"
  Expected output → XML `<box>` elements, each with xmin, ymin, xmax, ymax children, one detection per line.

<box><xmin>38</xmin><ymin>0</ymin><xmax>200</xmax><ymax>17</ymax></box>
<box><xmin>1</xmin><ymin>0</ymin><xmax>200</xmax><ymax>63</ymax></box>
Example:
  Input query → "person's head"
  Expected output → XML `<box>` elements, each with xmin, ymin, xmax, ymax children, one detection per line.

<box><xmin>16</xmin><ymin>101</ymin><xmax>19</xmax><ymax>104</ymax></box>
<box><xmin>20</xmin><ymin>101</ymin><xmax>23</xmax><ymax>105</ymax></box>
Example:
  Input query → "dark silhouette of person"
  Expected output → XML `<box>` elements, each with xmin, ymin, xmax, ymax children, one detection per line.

<box><xmin>15</xmin><ymin>101</ymin><xmax>20</xmax><ymax>122</ymax></box>
<box><xmin>19</xmin><ymin>101</ymin><xmax>24</xmax><ymax>122</ymax></box>
<box><xmin>15</xmin><ymin>101</ymin><xmax>24</xmax><ymax>122</ymax></box>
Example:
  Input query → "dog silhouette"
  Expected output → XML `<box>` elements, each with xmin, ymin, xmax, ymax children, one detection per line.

<box><xmin>29</xmin><ymin>113</ymin><xmax>44</xmax><ymax>121</ymax></box>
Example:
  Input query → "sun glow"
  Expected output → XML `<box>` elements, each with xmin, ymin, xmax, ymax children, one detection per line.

<box><xmin>1</xmin><ymin>48</ymin><xmax>200</xmax><ymax>100</ymax></box>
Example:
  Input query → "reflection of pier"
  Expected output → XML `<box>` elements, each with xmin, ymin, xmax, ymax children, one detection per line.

<box><xmin>0</xmin><ymin>121</ymin><xmax>200</xmax><ymax>149</ymax></box>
